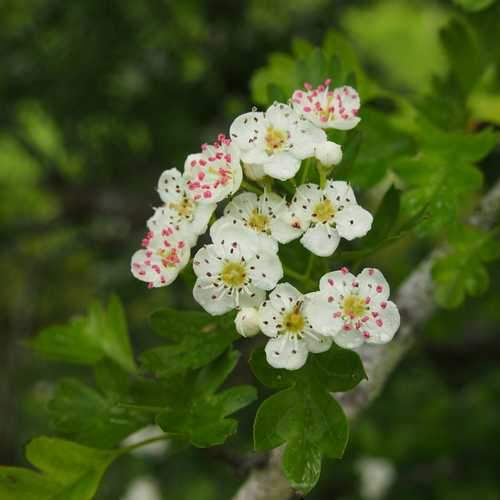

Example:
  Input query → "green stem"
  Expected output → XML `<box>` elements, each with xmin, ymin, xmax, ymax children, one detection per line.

<box><xmin>241</xmin><ymin>179</ymin><xmax>263</xmax><ymax>194</ymax></box>
<box><xmin>283</xmin><ymin>265</ymin><xmax>316</xmax><ymax>290</ymax></box>
<box><xmin>305</xmin><ymin>253</ymin><xmax>316</xmax><ymax>279</ymax></box>
<box><xmin>117</xmin><ymin>435</ymin><xmax>171</xmax><ymax>457</ymax></box>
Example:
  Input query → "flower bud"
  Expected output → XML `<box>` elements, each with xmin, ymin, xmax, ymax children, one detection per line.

<box><xmin>314</xmin><ymin>141</ymin><xmax>343</xmax><ymax>166</ymax></box>
<box><xmin>235</xmin><ymin>307</ymin><xmax>261</xmax><ymax>337</ymax></box>
<box><xmin>243</xmin><ymin>163</ymin><xmax>266</xmax><ymax>181</ymax></box>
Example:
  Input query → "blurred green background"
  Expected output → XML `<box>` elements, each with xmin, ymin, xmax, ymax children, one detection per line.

<box><xmin>1</xmin><ymin>0</ymin><xmax>500</xmax><ymax>498</ymax></box>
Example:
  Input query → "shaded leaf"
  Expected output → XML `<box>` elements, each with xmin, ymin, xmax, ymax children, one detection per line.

<box><xmin>140</xmin><ymin>309</ymin><xmax>237</xmax><ymax>377</ymax></box>
<box><xmin>157</xmin><ymin>351</ymin><xmax>257</xmax><ymax>447</ymax></box>
<box><xmin>0</xmin><ymin>437</ymin><xmax>116</xmax><ymax>500</ymax></box>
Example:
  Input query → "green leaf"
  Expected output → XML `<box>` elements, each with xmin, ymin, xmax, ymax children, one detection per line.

<box><xmin>336</xmin><ymin>109</ymin><xmax>415</xmax><ymax>189</ymax></box>
<box><xmin>49</xmin><ymin>378</ymin><xmax>149</xmax><ymax>448</ymax></box>
<box><xmin>140</xmin><ymin>309</ymin><xmax>237</xmax><ymax>377</ymax></box>
<box><xmin>0</xmin><ymin>437</ymin><xmax>116</xmax><ymax>500</ymax></box>
<box><xmin>157</xmin><ymin>351</ymin><xmax>257</xmax><ymax>447</ymax></box>
<box><xmin>455</xmin><ymin>0</ymin><xmax>497</xmax><ymax>13</ymax></box>
<box><xmin>30</xmin><ymin>296</ymin><xmax>136</xmax><ymax>373</ymax></box>
<box><xmin>251</xmin><ymin>346</ymin><xmax>364</xmax><ymax>493</ymax></box>
<box><xmin>30</xmin><ymin>319</ymin><xmax>102</xmax><ymax>365</ymax></box>
<box><xmin>394</xmin><ymin>124</ymin><xmax>498</xmax><ymax>234</ymax></box>
<box><xmin>362</xmin><ymin>185</ymin><xmax>401</xmax><ymax>248</ymax></box>
<box><xmin>432</xmin><ymin>226</ymin><xmax>500</xmax><ymax>308</ymax></box>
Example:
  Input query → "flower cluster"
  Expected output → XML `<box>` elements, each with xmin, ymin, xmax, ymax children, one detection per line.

<box><xmin>131</xmin><ymin>79</ymin><xmax>400</xmax><ymax>370</ymax></box>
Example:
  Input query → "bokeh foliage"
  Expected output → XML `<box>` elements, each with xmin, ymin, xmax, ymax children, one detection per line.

<box><xmin>1</xmin><ymin>0</ymin><xmax>500</xmax><ymax>498</ymax></box>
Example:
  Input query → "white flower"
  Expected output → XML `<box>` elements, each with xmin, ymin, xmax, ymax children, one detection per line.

<box><xmin>131</xmin><ymin>226</ymin><xmax>190</xmax><ymax>288</ymax></box>
<box><xmin>184</xmin><ymin>134</ymin><xmax>242</xmax><ymax>203</ymax></box>
<box><xmin>315</xmin><ymin>141</ymin><xmax>343</xmax><ymax>166</ymax></box>
<box><xmin>192</xmin><ymin>224</ymin><xmax>283</xmax><ymax>316</ymax></box>
<box><xmin>243</xmin><ymin>162</ymin><xmax>266</xmax><ymax>181</ymax></box>
<box><xmin>306</xmin><ymin>267</ymin><xmax>400</xmax><ymax>348</ymax></box>
<box><xmin>121</xmin><ymin>477</ymin><xmax>162</xmax><ymax>500</ymax></box>
<box><xmin>211</xmin><ymin>191</ymin><xmax>290</xmax><ymax>254</ymax></box>
<box><xmin>280</xmin><ymin>181</ymin><xmax>373</xmax><ymax>257</ymax></box>
<box><xmin>147</xmin><ymin>168</ymin><xmax>216</xmax><ymax>246</ymax></box>
<box><xmin>229</xmin><ymin>102</ymin><xmax>327</xmax><ymax>181</ymax></box>
<box><xmin>121</xmin><ymin>425</ymin><xmax>168</xmax><ymax>458</ymax></box>
<box><xmin>356</xmin><ymin>457</ymin><xmax>396</xmax><ymax>500</ymax></box>
<box><xmin>235</xmin><ymin>307</ymin><xmax>261</xmax><ymax>337</ymax></box>
<box><xmin>291</xmin><ymin>80</ymin><xmax>361</xmax><ymax>130</ymax></box>
<box><xmin>260</xmin><ymin>283</ymin><xmax>333</xmax><ymax>370</ymax></box>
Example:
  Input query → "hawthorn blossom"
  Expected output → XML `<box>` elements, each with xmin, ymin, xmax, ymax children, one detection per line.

<box><xmin>315</xmin><ymin>141</ymin><xmax>343</xmax><ymax>166</ymax></box>
<box><xmin>279</xmin><ymin>181</ymin><xmax>373</xmax><ymax>257</ymax></box>
<box><xmin>147</xmin><ymin>168</ymin><xmax>216</xmax><ymax>246</ymax></box>
<box><xmin>131</xmin><ymin>226</ymin><xmax>190</xmax><ymax>288</ymax></box>
<box><xmin>235</xmin><ymin>307</ymin><xmax>261</xmax><ymax>337</ymax></box>
<box><xmin>192</xmin><ymin>224</ymin><xmax>283</xmax><ymax>316</ymax></box>
<box><xmin>291</xmin><ymin>80</ymin><xmax>361</xmax><ymax>130</ymax></box>
<box><xmin>260</xmin><ymin>283</ymin><xmax>332</xmax><ymax>370</ymax></box>
<box><xmin>306</xmin><ymin>267</ymin><xmax>400</xmax><ymax>348</ymax></box>
<box><xmin>229</xmin><ymin>102</ymin><xmax>327</xmax><ymax>181</ymax></box>
<box><xmin>184</xmin><ymin>134</ymin><xmax>242</xmax><ymax>203</ymax></box>
<box><xmin>211</xmin><ymin>191</ymin><xmax>291</xmax><ymax>254</ymax></box>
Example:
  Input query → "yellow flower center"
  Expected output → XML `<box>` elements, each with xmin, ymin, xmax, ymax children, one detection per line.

<box><xmin>265</xmin><ymin>126</ymin><xmax>287</xmax><ymax>155</ymax></box>
<box><xmin>169</xmin><ymin>196</ymin><xmax>194</xmax><ymax>219</ymax></box>
<box><xmin>221</xmin><ymin>261</ymin><xmax>247</xmax><ymax>287</ymax></box>
<box><xmin>342</xmin><ymin>294</ymin><xmax>366</xmax><ymax>318</ymax></box>
<box><xmin>313</xmin><ymin>199</ymin><xmax>336</xmax><ymax>223</ymax></box>
<box><xmin>248</xmin><ymin>209</ymin><xmax>269</xmax><ymax>233</ymax></box>
<box><xmin>283</xmin><ymin>309</ymin><xmax>305</xmax><ymax>334</ymax></box>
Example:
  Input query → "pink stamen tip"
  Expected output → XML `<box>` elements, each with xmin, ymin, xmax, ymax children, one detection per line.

<box><xmin>191</xmin><ymin>160</ymin><xmax>197</xmax><ymax>167</ymax></box>
<box><xmin>365</xmin><ymin>296</ymin><xmax>371</xmax><ymax>304</ymax></box>
<box><xmin>381</xmin><ymin>302</ymin><xmax>387</xmax><ymax>309</ymax></box>
<box><xmin>328</xmin><ymin>296</ymin><xmax>334</xmax><ymax>303</ymax></box>
<box><xmin>368</xmin><ymin>269</ymin><xmax>374</xmax><ymax>276</ymax></box>
<box><xmin>363</xmin><ymin>332</ymin><xmax>371</xmax><ymax>338</ymax></box>
<box><xmin>341</xmin><ymin>266</ymin><xmax>349</xmax><ymax>274</ymax></box>
<box><xmin>334</xmin><ymin>311</ymin><xmax>342</xmax><ymax>318</ymax></box>
<box><xmin>376</xmin><ymin>285</ymin><xmax>383</xmax><ymax>293</ymax></box>
<box><xmin>328</xmin><ymin>279</ymin><xmax>334</xmax><ymax>286</ymax></box>
<box><xmin>147</xmin><ymin>282</ymin><xmax>153</xmax><ymax>288</ymax></box>
<box><xmin>304</xmin><ymin>82</ymin><xmax>312</xmax><ymax>90</ymax></box>
<box><xmin>376</xmin><ymin>319</ymin><xmax>383</xmax><ymax>327</ymax></box>
<box><xmin>303</xmin><ymin>106</ymin><xmax>312</xmax><ymax>112</ymax></box>
<box><xmin>203</xmin><ymin>191</ymin><xmax>212</xmax><ymax>199</ymax></box>
<box><xmin>324</xmin><ymin>79</ymin><xmax>331</xmax><ymax>86</ymax></box>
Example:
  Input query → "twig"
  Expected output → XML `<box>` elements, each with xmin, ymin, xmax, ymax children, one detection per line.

<box><xmin>232</xmin><ymin>179</ymin><xmax>500</xmax><ymax>500</ymax></box>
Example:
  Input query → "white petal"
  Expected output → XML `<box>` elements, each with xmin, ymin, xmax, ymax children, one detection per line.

<box><xmin>229</xmin><ymin>111</ymin><xmax>266</xmax><ymax>152</ymax></box>
<box><xmin>241</xmin><ymin>146</ymin><xmax>268</xmax><ymax>165</ymax></box>
<box><xmin>259</xmin><ymin>300</ymin><xmax>281</xmax><ymax>338</ymax></box>
<box><xmin>191</xmin><ymin>203</ymin><xmax>216</xmax><ymax>236</ymax></box>
<box><xmin>357</xmin><ymin>268</ymin><xmax>391</xmax><ymax>302</ymax></box>
<box><xmin>335</xmin><ymin>205</ymin><xmax>373</xmax><ymax>241</ymax></box>
<box><xmin>265</xmin><ymin>335</ymin><xmax>308</xmax><ymax>370</ymax></box>
<box><xmin>289</xmin><ymin>183</ymin><xmax>322</xmax><ymax>222</ymax></box>
<box><xmin>263</xmin><ymin>152</ymin><xmax>301</xmax><ymax>181</ymax></box>
<box><xmin>289</xmin><ymin>121</ymin><xmax>327</xmax><ymax>159</ymax></box>
<box><xmin>333</xmin><ymin>328</ymin><xmax>364</xmax><ymax>349</ymax></box>
<box><xmin>247</xmin><ymin>251</ymin><xmax>283</xmax><ymax>291</ymax></box>
<box><xmin>270</xmin><ymin>217</ymin><xmax>302</xmax><ymax>244</ymax></box>
<box><xmin>269</xmin><ymin>283</ymin><xmax>302</xmax><ymax>311</ymax></box>
<box><xmin>243</xmin><ymin>162</ymin><xmax>266</xmax><ymax>181</ymax></box>
<box><xmin>304</xmin><ymin>292</ymin><xmax>343</xmax><ymax>336</ymax></box>
<box><xmin>235</xmin><ymin>307</ymin><xmax>261</xmax><ymax>338</ymax></box>
<box><xmin>239</xmin><ymin>286</ymin><xmax>266</xmax><ymax>309</ymax></box>
<box><xmin>209</xmin><ymin>218</ymin><xmax>258</xmax><ymax>260</ymax></box>
<box><xmin>131</xmin><ymin>249</ymin><xmax>179</xmax><ymax>287</ymax></box>
<box><xmin>315</xmin><ymin>141</ymin><xmax>343</xmax><ymax>166</ymax></box>
<box><xmin>157</xmin><ymin>168</ymin><xmax>183</xmax><ymax>203</ymax></box>
<box><xmin>300</xmin><ymin>224</ymin><xmax>340</xmax><ymax>257</ymax></box>
<box><xmin>364</xmin><ymin>300</ymin><xmax>400</xmax><ymax>344</ymax></box>
<box><xmin>324</xmin><ymin>180</ymin><xmax>357</xmax><ymax>206</ymax></box>
<box><xmin>329</xmin><ymin>86</ymin><xmax>361</xmax><ymax>130</ymax></box>
<box><xmin>224</xmin><ymin>192</ymin><xmax>259</xmax><ymax>219</ymax></box>
<box><xmin>303</xmin><ymin>332</ymin><xmax>333</xmax><ymax>353</ymax></box>
<box><xmin>192</xmin><ymin>245</ymin><xmax>223</xmax><ymax>279</ymax></box>
<box><xmin>193</xmin><ymin>279</ymin><xmax>236</xmax><ymax>315</ymax></box>
<box><xmin>319</xmin><ymin>269</ymin><xmax>356</xmax><ymax>295</ymax></box>
<box><xmin>265</xmin><ymin>102</ymin><xmax>295</xmax><ymax>129</ymax></box>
